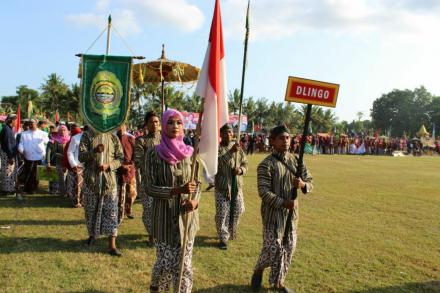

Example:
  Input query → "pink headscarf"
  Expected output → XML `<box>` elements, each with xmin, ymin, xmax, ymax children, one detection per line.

<box><xmin>156</xmin><ymin>109</ymin><xmax>193</xmax><ymax>165</ymax></box>
<box><xmin>53</xmin><ymin>125</ymin><xmax>70</xmax><ymax>145</ymax></box>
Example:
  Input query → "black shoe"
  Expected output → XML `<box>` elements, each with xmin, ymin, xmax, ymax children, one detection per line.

<box><xmin>85</xmin><ymin>237</ymin><xmax>95</xmax><ymax>247</ymax></box>
<box><xmin>109</xmin><ymin>248</ymin><xmax>122</xmax><ymax>257</ymax></box>
<box><xmin>251</xmin><ymin>273</ymin><xmax>262</xmax><ymax>291</ymax></box>
<box><xmin>218</xmin><ymin>241</ymin><xmax>227</xmax><ymax>250</ymax></box>
<box><xmin>273</xmin><ymin>286</ymin><xmax>295</xmax><ymax>293</ymax></box>
<box><xmin>205</xmin><ymin>184</ymin><xmax>215</xmax><ymax>191</ymax></box>
<box><xmin>127</xmin><ymin>214</ymin><xmax>134</xmax><ymax>219</ymax></box>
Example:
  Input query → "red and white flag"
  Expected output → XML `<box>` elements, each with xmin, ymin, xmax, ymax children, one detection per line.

<box><xmin>195</xmin><ymin>0</ymin><xmax>229</xmax><ymax>178</ymax></box>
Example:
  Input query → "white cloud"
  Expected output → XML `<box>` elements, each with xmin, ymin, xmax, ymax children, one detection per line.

<box><xmin>66</xmin><ymin>0</ymin><xmax>204</xmax><ymax>36</ymax></box>
<box><xmin>221</xmin><ymin>0</ymin><xmax>440</xmax><ymax>42</ymax></box>
<box><xmin>65</xmin><ymin>13</ymin><xmax>106</xmax><ymax>30</ymax></box>
<box><xmin>96</xmin><ymin>0</ymin><xmax>111</xmax><ymax>12</ymax></box>
<box><xmin>65</xmin><ymin>9</ymin><xmax>141</xmax><ymax>37</ymax></box>
<box><xmin>123</xmin><ymin>0</ymin><xmax>204</xmax><ymax>32</ymax></box>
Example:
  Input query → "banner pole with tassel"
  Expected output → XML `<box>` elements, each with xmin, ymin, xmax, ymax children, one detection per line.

<box><xmin>230</xmin><ymin>0</ymin><xmax>250</xmax><ymax>234</ymax></box>
<box><xmin>177</xmin><ymin>97</ymin><xmax>205</xmax><ymax>291</ymax></box>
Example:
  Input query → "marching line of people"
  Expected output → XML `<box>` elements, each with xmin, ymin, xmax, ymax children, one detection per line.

<box><xmin>0</xmin><ymin>110</ymin><xmax>313</xmax><ymax>293</ymax></box>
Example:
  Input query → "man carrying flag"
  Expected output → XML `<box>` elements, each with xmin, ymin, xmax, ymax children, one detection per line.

<box><xmin>251</xmin><ymin>125</ymin><xmax>313</xmax><ymax>293</ymax></box>
<box><xmin>214</xmin><ymin>123</ymin><xmax>248</xmax><ymax>250</ymax></box>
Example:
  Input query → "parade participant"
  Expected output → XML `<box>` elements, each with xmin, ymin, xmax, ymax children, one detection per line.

<box><xmin>251</xmin><ymin>125</ymin><xmax>313</xmax><ymax>293</ymax></box>
<box><xmin>116</xmin><ymin>123</ymin><xmax>137</xmax><ymax>220</ymax></box>
<box><xmin>0</xmin><ymin>114</ymin><xmax>18</xmax><ymax>196</ymax></box>
<box><xmin>145</xmin><ymin>109</ymin><xmax>199</xmax><ymax>293</ymax></box>
<box><xmin>214</xmin><ymin>123</ymin><xmax>248</xmax><ymax>250</ymax></box>
<box><xmin>65</xmin><ymin>125</ymin><xmax>83</xmax><ymax>207</ymax></box>
<box><xmin>46</xmin><ymin>125</ymin><xmax>70</xmax><ymax>195</ymax></box>
<box><xmin>38</xmin><ymin>119</ymin><xmax>49</xmax><ymax>133</ymax></box>
<box><xmin>17</xmin><ymin>119</ymin><xmax>49</xmax><ymax>194</ymax></box>
<box><xmin>134</xmin><ymin>111</ymin><xmax>161</xmax><ymax>245</ymax></box>
<box><xmin>79</xmin><ymin>127</ymin><xmax>124</xmax><ymax>256</ymax></box>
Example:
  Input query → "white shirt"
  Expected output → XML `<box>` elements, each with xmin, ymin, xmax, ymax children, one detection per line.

<box><xmin>67</xmin><ymin>133</ymin><xmax>83</xmax><ymax>168</ymax></box>
<box><xmin>18</xmin><ymin>129</ymin><xmax>49</xmax><ymax>161</ymax></box>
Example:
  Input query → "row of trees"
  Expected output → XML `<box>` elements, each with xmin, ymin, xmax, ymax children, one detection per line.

<box><xmin>371</xmin><ymin>86</ymin><xmax>440</xmax><ymax>137</ymax></box>
<box><xmin>1</xmin><ymin>74</ymin><xmax>80</xmax><ymax>121</ymax></box>
<box><xmin>1</xmin><ymin>73</ymin><xmax>438</xmax><ymax>137</ymax></box>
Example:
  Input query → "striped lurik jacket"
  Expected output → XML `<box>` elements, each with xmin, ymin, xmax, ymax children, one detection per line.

<box><xmin>133</xmin><ymin>132</ymin><xmax>161</xmax><ymax>173</ymax></box>
<box><xmin>144</xmin><ymin>148</ymin><xmax>200</xmax><ymax>246</ymax></box>
<box><xmin>257</xmin><ymin>151</ymin><xmax>313</xmax><ymax>238</ymax></box>
<box><xmin>215</xmin><ymin>142</ymin><xmax>248</xmax><ymax>197</ymax></box>
<box><xmin>79</xmin><ymin>130</ymin><xmax>123</xmax><ymax>195</ymax></box>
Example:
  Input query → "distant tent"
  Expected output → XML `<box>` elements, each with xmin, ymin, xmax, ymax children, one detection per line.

<box><xmin>417</xmin><ymin>125</ymin><xmax>429</xmax><ymax>137</ymax></box>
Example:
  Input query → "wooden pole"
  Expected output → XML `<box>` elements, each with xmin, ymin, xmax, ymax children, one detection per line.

<box><xmin>106</xmin><ymin>15</ymin><xmax>112</xmax><ymax>55</ymax></box>
<box><xmin>177</xmin><ymin>97</ymin><xmax>205</xmax><ymax>291</ymax></box>
<box><xmin>282</xmin><ymin>103</ymin><xmax>312</xmax><ymax>245</ymax></box>
<box><xmin>230</xmin><ymin>0</ymin><xmax>250</xmax><ymax>234</ymax></box>
<box><xmin>161</xmin><ymin>79</ymin><xmax>165</xmax><ymax>114</ymax></box>
<box><xmin>235</xmin><ymin>0</ymin><xmax>250</xmax><ymax>146</ymax></box>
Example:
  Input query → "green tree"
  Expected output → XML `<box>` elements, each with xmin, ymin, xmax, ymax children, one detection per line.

<box><xmin>1</xmin><ymin>85</ymin><xmax>40</xmax><ymax>117</ymax></box>
<box><xmin>40</xmin><ymin>73</ymin><xmax>69</xmax><ymax>114</ymax></box>
<box><xmin>65</xmin><ymin>83</ymin><xmax>80</xmax><ymax>117</ymax></box>
<box><xmin>371</xmin><ymin>86</ymin><xmax>433</xmax><ymax>136</ymax></box>
<box><xmin>228</xmin><ymin>89</ymin><xmax>241</xmax><ymax>114</ymax></box>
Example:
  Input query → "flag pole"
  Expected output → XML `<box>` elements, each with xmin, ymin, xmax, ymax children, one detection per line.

<box><xmin>106</xmin><ymin>15</ymin><xmax>112</xmax><ymax>55</ymax></box>
<box><xmin>177</xmin><ymin>97</ymin><xmax>205</xmax><ymax>290</ymax></box>
<box><xmin>235</xmin><ymin>0</ymin><xmax>250</xmax><ymax>144</ymax></box>
<box><xmin>282</xmin><ymin>104</ymin><xmax>312</xmax><ymax>245</ymax></box>
<box><xmin>231</xmin><ymin>0</ymin><xmax>250</xmax><ymax>236</ymax></box>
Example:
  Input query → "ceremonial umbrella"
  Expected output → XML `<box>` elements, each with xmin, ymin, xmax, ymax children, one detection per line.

<box><xmin>132</xmin><ymin>45</ymin><xmax>200</xmax><ymax>113</ymax></box>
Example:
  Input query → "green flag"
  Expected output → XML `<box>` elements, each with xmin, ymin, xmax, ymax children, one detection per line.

<box><xmin>80</xmin><ymin>54</ymin><xmax>132</xmax><ymax>133</ymax></box>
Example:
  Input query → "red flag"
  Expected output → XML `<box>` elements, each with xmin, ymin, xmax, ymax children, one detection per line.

<box><xmin>195</xmin><ymin>0</ymin><xmax>229</xmax><ymax>178</ymax></box>
<box><xmin>55</xmin><ymin>110</ymin><xmax>59</xmax><ymax>122</ymax></box>
<box><xmin>16</xmin><ymin>104</ymin><xmax>21</xmax><ymax>133</ymax></box>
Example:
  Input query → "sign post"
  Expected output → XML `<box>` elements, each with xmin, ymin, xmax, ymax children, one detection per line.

<box><xmin>285</xmin><ymin>76</ymin><xmax>339</xmax><ymax>169</ymax></box>
<box><xmin>282</xmin><ymin>76</ymin><xmax>339</xmax><ymax>244</ymax></box>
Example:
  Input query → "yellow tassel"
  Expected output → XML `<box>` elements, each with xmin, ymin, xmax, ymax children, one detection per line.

<box><xmin>139</xmin><ymin>63</ymin><xmax>144</xmax><ymax>84</ymax></box>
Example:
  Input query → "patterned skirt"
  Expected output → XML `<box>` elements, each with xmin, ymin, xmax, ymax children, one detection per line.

<box><xmin>151</xmin><ymin>240</ymin><xmax>194</xmax><ymax>293</ymax></box>
<box><xmin>0</xmin><ymin>150</ymin><xmax>16</xmax><ymax>193</ymax></box>
<box><xmin>215</xmin><ymin>190</ymin><xmax>245</xmax><ymax>242</ymax></box>
<box><xmin>66</xmin><ymin>168</ymin><xmax>83</xmax><ymax>206</ymax></box>
<box><xmin>83</xmin><ymin>185</ymin><xmax>119</xmax><ymax>237</ymax></box>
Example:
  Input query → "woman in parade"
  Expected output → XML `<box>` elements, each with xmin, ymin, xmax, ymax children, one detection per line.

<box><xmin>46</xmin><ymin>125</ymin><xmax>70</xmax><ymax>195</ymax></box>
<box><xmin>144</xmin><ymin>109</ymin><xmax>200</xmax><ymax>293</ymax></box>
<box><xmin>0</xmin><ymin>114</ymin><xmax>18</xmax><ymax>196</ymax></box>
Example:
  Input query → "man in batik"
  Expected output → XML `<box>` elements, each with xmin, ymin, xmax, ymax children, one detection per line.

<box><xmin>117</xmin><ymin>123</ymin><xmax>137</xmax><ymax>220</ymax></box>
<box><xmin>134</xmin><ymin>111</ymin><xmax>161</xmax><ymax>245</ymax></box>
<box><xmin>251</xmin><ymin>125</ymin><xmax>313</xmax><ymax>293</ymax></box>
<box><xmin>79</xmin><ymin>127</ymin><xmax>124</xmax><ymax>256</ymax></box>
<box><xmin>215</xmin><ymin>123</ymin><xmax>248</xmax><ymax>250</ymax></box>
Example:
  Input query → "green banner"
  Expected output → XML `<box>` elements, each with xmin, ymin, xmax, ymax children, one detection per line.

<box><xmin>80</xmin><ymin>54</ymin><xmax>132</xmax><ymax>133</ymax></box>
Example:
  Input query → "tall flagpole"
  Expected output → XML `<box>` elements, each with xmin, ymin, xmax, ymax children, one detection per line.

<box><xmin>235</xmin><ymin>0</ymin><xmax>250</xmax><ymax>144</ymax></box>
<box><xmin>177</xmin><ymin>98</ymin><xmax>205</xmax><ymax>290</ymax></box>
<box><xmin>229</xmin><ymin>0</ymin><xmax>250</xmax><ymax>233</ymax></box>
<box><xmin>106</xmin><ymin>15</ymin><xmax>112</xmax><ymax>55</ymax></box>
<box><xmin>100</xmin><ymin>14</ymin><xmax>111</xmax><ymax>203</ymax></box>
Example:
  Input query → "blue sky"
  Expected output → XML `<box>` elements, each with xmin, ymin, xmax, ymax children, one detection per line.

<box><xmin>2</xmin><ymin>0</ymin><xmax>440</xmax><ymax>121</ymax></box>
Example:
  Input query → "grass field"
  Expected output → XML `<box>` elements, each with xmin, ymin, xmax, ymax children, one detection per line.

<box><xmin>1</xmin><ymin>154</ymin><xmax>440</xmax><ymax>293</ymax></box>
